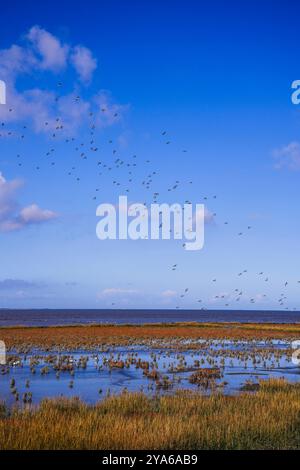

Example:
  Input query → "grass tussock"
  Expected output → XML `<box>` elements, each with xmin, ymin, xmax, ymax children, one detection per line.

<box><xmin>0</xmin><ymin>378</ymin><xmax>300</xmax><ymax>450</ymax></box>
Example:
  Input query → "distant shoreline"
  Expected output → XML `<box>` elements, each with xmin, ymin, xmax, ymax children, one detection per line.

<box><xmin>1</xmin><ymin>308</ymin><xmax>299</xmax><ymax>311</ymax></box>
<box><xmin>1</xmin><ymin>308</ymin><xmax>299</xmax><ymax>328</ymax></box>
<box><xmin>1</xmin><ymin>320</ymin><xmax>300</xmax><ymax>329</ymax></box>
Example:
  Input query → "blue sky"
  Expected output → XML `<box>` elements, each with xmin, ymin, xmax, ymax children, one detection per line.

<box><xmin>0</xmin><ymin>0</ymin><xmax>300</xmax><ymax>310</ymax></box>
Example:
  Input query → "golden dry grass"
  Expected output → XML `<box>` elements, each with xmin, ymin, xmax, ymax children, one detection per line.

<box><xmin>1</xmin><ymin>321</ymin><xmax>300</xmax><ymax>350</ymax></box>
<box><xmin>0</xmin><ymin>378</ymin><xmax>300</xmax><ymax>450</ymax></box>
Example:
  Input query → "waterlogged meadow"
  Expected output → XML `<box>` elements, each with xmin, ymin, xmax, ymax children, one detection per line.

<box><xmin>0</xmin><ymin>323</ymin><xmax>300</xmax><ymax>449</ymax></box>
<box><xmin>0</xmin><ymin>324</ymin><xmax>299</xmax><ymax>406</ymax></box>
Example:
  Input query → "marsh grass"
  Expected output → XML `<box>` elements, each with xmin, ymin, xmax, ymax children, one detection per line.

<box><xmin>0</xmin><ymin>378</ymin><xmax>299</xmax><ymax>450</ymax></box>
<box><xmin>1</xmin><ymin>322</ymin><xmax>300</xmax><ymax>352</ymax></box>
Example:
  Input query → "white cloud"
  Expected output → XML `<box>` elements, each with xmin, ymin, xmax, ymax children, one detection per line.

<box><xmin>161</xmin><ymin>289</ymin><xmax>177</xmax><ymax>298</ymax></box>
<box><xmin>160</xmin><ymin>289</ymin><xmax>177</xmax><ymax>305</ymax></box>
<box><xmin>193</xmin><ymin>207</ymin><xmax>215</xmax><ymax>225</ymax></box>
<box><xmin>93</xmin><ymin>91</ymin><xmax>127</xmax><ymax>127</ymax></box>
<box><xmin>0</xmin><ymin>172</ymin><xmax>22</xmax><ymax>220</ymax></box>
<box><xmin>0</xmin><ymin>45</ymin><xmax>37</xmax><ymax>81</ymax></box>
<box><xmin>27</xmin><ymin>26</ymin><xmax>69</xmax><ymax>71</ymax></box>
<box><xmin>71</xmin><ymin>45</ymin><xmax>97</xmax><ymax>82</ymax></box>
<box><xmin>0</xmin><ymin>26</ymin><xmax>125</xmax><ymax>134</ymax></box>
<box><xmin>99</xmin><ymin>288</ymin><xmax>140</xmax><ymax>297</ymax></box>
<box><xmin>273</xmin><ymin>141</ymin><xmax>300</xmax><ymax>171</ymax></box>
<box><xmin>19</xmin><ymin>204</ymin><xmax>57</xmax><ymax>224</ymax></box>
<box><xmin>0</xmin><ymin>172</ymin><xmax>57</xmax><ymax>232</ymax></box>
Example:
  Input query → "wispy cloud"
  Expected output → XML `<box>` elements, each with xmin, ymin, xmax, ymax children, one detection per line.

<box><xmin>193</xmin><ymin>207</ymin><xmax>215</xmax><ymax>225</ymax></box>
<box><xmin>160</xmin><ymin>289</ymin><xmax>177</xmax><ymax>305</ymax></box>
<box><xmin>161</xmin><ymin>289</ymin><xmax>177</xmax><ymax>298</ymax></box>
<box><xmin>273</xmin><ymin>141</ymin><xmax>300</xmax><ymax>171</ymax></box>
<box><xmin>0</xmin><ymin>279</ymin><xmax>39</xmax><ymax>290</ymax></box>
<box><xmin>98</xmin><ymin>288</ymin><xmax>140</xmax><ymax>297</ymax></box>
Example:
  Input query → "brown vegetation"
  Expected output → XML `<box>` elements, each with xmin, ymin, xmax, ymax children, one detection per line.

<box><xmin>1</xmin><ymin>321</ymin><xmax>300</xmax><ymax>351</ymax></box>
<box><xmin>0</xmin><ymin>378</ymin><xmax>299</xmax><ymax>450</ymax></box>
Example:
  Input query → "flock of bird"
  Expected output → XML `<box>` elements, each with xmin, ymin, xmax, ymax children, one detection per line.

<box><xmin>0</xmin><ymin>83</ymin><xmax>299</xmax><ymax>313</ymax></box>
